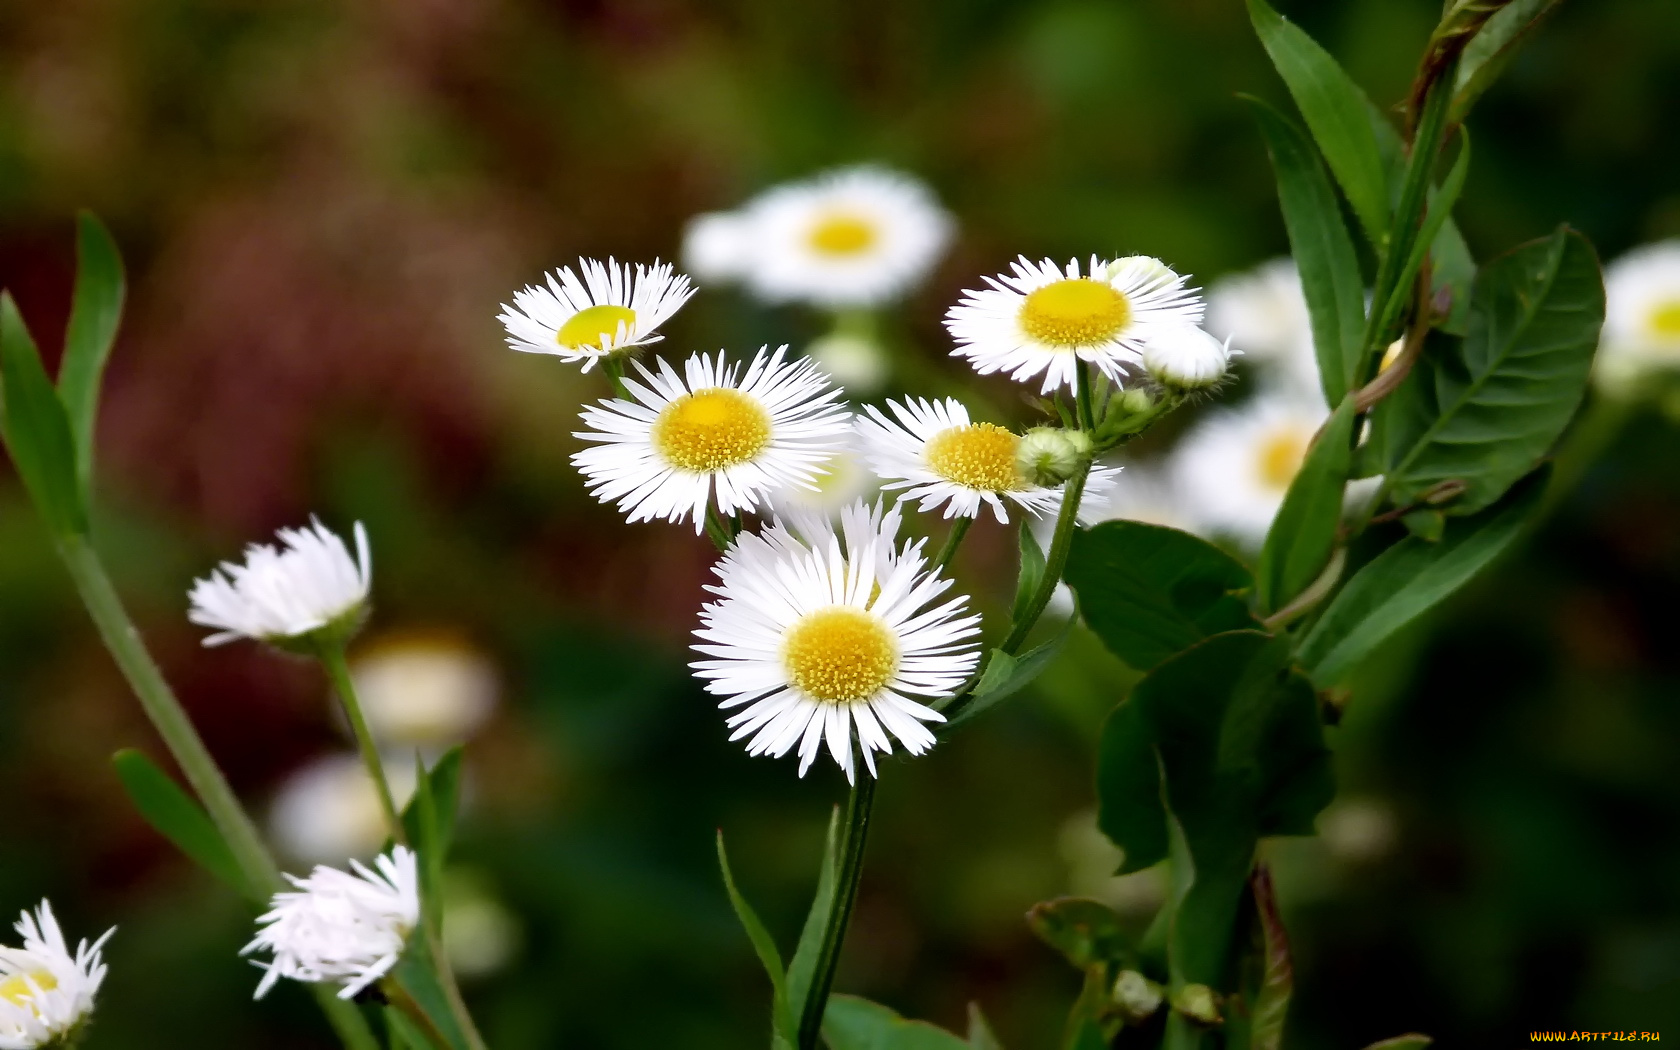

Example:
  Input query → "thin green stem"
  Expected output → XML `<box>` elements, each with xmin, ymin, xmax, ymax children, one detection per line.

<box><xmin>932</xmin><ymin>516</ymin><xmax>972</xmax><ymax>572</ymax></box>
<box><xmin>999</xmin><ymin>456</ymin><xmax>1089</xmax><ymax>657</ymax></box>
<box><xmin>601</xmin><ymin>356</ymin><xmax>630</xmax><ymax>400</ymax></box>
<box><xmin>1075</xmin><ymin>361</ymin><xmax>1096</xmax><ymax>432</ymax></box>
<box><xmin>424</xmin><ymin>925</ymin><xmax>491</xmax><ymax>1050</ymax></box>
<box><xmin>318</xmin><ymin>646</ymin><xmax>405</xmax><ymax>846</ymax></box>
<box><xmin>796</xmin><ymin>772</ymin><xmax>877</xmax><ymax>1050</ymax></box>
<box><xmin>704</xmin><ymin>507</ymin><xmax>734</xmax><ymax>552</ymax></box>
<box><xmin>56</xmin><ymin>535</ymin><xmax>380</xmax><ymax>1050</ymax></box>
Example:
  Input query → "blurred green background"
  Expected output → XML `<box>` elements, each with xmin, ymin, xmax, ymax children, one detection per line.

<box><xmin>0</xmin><ymin>0</ymin><xmax>1678</xmax><ymax>1046</ymax></box>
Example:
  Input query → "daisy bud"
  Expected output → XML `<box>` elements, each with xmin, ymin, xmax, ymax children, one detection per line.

<box><xmin>1118</xmin><ymin>387</ymin><xmax>1156</xmax><ymax>415</ymax></box>
<box><xmin>0</xmin><ymin>901</ymin><xmax>114</xmax><ymax>1050</ymax></box>
<box><xmin>188</xmin><ymin>519</ymin><xmax>372</xmax><ymax>653</ymax></box>
<box><xmin>1171</xmin><ymin>983</ymin><xmax>1223</xmax><ymax>1026</ymax></box>
<box><xmin>1141</xmin><ymin>326</ymin><xmax>1232</xmax><ymax>391</ymax></box>
<box><xmin>1014</xmin><ymin>427</ymin><xmax>1091</xmax><ymax>487</ymax></box>
<box><xmin>1111</xmin><ymin>969</ymin><xmax>1164</xmax><ymax>1023</ymax></box>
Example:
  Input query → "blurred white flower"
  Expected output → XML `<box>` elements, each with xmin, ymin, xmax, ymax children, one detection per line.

<box><xmin>188</xmin><ymin>519</ymin><xmax>371</xmax><ymax>648</ymax></box>
<box><xmin>352</xmin><ymin>635</ymin><xmax>499</xmax><ymax>750</ymax></box>
<box><xmin>732</xmin><ymin>166</ymin><xmax>952</xmax><ymax>308</ymax></box>
<box><xmin>805</xmin><ymin>332</ymin><xmax>890</xmax><ymax>393</ymax></box>
<box><xmin>1169</xmin><ymin>390</ymin><xmax>1328</xmax><ymax>549</ymax></box>
<box><xmin>1597</xmin><ymin>240</ymin><xmax>1680</xmax><ymax>395</ymax></box>
<box><xmin>1317</xmin><ymin>797</ymin><xmax>1399</xmax><ymax>865</ymax></box>
<box><xmin>946</xmin><ymin>255</ymin><xmax>1203</xmax><ymax>395</ymax></box>
<box><xmin>0</xmin><ymin>901</ymin><xmax>112</xmax><ymax>1050</ymax></box>
<box><xmin>246</xmin><ymin>847</ymin><xmax>420</xmax><ymax>1000</ymax></box>
<box><xmin>767</xmin><ymin>436</ymin><xmax>879</xmax><ymax>519</ymax></box>
<box><xmin>441</xmin><ymin>873</ymin><xmax>521</xmax><ymax>982</ymax></box>
<box><xmin>1082</xmin><ymin>458</ymin><xmax>1191</xmax><ymax>532</ymax></box>
<box><xmin>1206</xmin><ymin>257</ymin><xmax>1327</xmax><ymax>398</ymax></box>
<box><xmin>681</xmin><ymin>211</ymin><xmax>753</xmax><ymax>285</ymax></box>
<box><xmin>498</xmin><ymin>258</ymin><xmax>694</xmax><ymax>372</ymax></box>
<box><xmin>269</xmin><ymin>754</ymin><xmax>420</xmax><ymax>865</ymax></box>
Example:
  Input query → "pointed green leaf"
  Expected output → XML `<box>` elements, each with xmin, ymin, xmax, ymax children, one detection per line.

<box><xmin>1298</xmin><ymin>467</ymin><xmax>1544</xmax><ymax>685</ymax></box>
<box><xmin>943</xmin><ymin>614</ymin><xmax>1075</xmax><ymax>732</ymax></box>
<box><xmin>1026</xmin><ymin>897</ymin><xmax>1132</xmax><ymax>971</ymax></box>
<box><xmin>112</xmin><ymin>749</ymin><xmax>250</xmax><ymax>897</ymax></box>
<box><xmin>1376</xmin><ymin>227</ymin><xmax>1603</xmax><ymax>515</ymax></box>
<box><xmin>1257</xmin><ymin>394</ymin><xmax>1358</xmax><ymax>613</ymax></box>
<box><xmin>1362</xmin><ymin>1037</ymin><xmax>1433</xmax><ymax>1050</ymax></box>
<box><xmin>1065</xmin><ymin>522</ymin><xmax>1261</xmax><ymax>672</ymax></box>
<box><xmin>390</xmin><ymin>935</ymin><xmax>471</xmax><ymax>1050</ymax></box>
<box><xmin>1247</xmin><ymin>0</ymin><xmax>1390</xmax><ymax>244</ymax></box>
<box><xmin>823</xmin><ymin>995</ymin><xmax>971</xmax><ymax>1050</ymax></box>
<box><xmin>1372</xmin><ymin>130</ymin><xmax>1472</xmax><ymax>344</ymax></box>
<box><xmin>0</xmin><ymin>295</ymin><xmax>86</xmax><ymax>536</ymax></box>
<box><xmin>384</xmin><ymin>1006</ymin><xmax>439</xmax><ymax>1050</ymax></box>
<box><xmin>1011</xmin><ymin>524</ymin><xmax>1047</xmax><ymax>627</ymax></box>
<box><xmin>400</xmin><ymin>747</ymin><xmax>463</xmax><ymax>861</ymax></box>
<box><xmin>1453</xmin><ymin>0</ymin><xmax>1562</xmax><ymax>120</ymax></box>
<box><xmin>966</xmin><ymin>1004</ymin><xmax>1004</xmax><ymax>1050</ymax></box>
<box><xmin>57</xmin><ymin>213</ymin><xmax>125</xmax><ymax>500</ymax></box>
<box><xmin>1244</xmin><ymin>96</ymin><xmax>1367</xmax><ymax>405</ymax></box>
<box><xmin>787</xmin><ymin>807</ymin><xmax>841</xmax><ymax>1024</ymax></box>
<box><xmin>716</xmin><ymin>831</ymin><xmax>795</xmax><ymax>1043</ymax></box>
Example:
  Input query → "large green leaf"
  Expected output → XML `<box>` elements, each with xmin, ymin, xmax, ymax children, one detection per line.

<box><xmin>112</xmin><ymin>749</ymin><xmax>249</xmax><ymax>898</ymax></box>
<box><xmin>1297</xmin><ymin>467</ymin><xmax>1544</xmax><ymax>685</ymax></box>
<box><xmin>823</xmin><ymin>995</ymin><xmax>971</xmax><ymax>1050</ymax></box>
<box><xmin>716</xmin><ymin>831</ymin><xmax>795</xmax><ymax>1046</ymax></box>
<box><xmin>1064</xmin><ymin>522</ymin><xmax>1261</xmax><ymax>672</ymax></box>
<box><xmin>1257</xmin><ymin>394</ymin><xmax>1357</xmax><ymax>613</ymax></box>
<box><xmin>1375</xmin><ymin>227</ymin><xmax>1602</xmax><ymax>515</ymax></box>
<box><xmin>1245</xmin><ymin>97</ymin><xmax>1366</xmax><ymax>406</ymax></box>
<box><xmin>1246</xmin><ymin>0</ymin><xmax>1390</xmax><ymax>245</ymax></box>
<box><xmin>57</xmin><ymin>212</ymin><xmax>125</xmax><ymax>500</ymax></box>
<box><xmin>0</xmin><ymin>294</ymin><xmax>86</xmax><ymax>536</ymax></box>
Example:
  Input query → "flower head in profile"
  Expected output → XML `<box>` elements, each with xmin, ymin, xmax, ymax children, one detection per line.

<box><xmin>945</xmin><ymin>255</ymin><xmax>1204</xmax><ymax>394</ymax></box>
<box><xmin>498</xmin><ymin>258</ymin><xmax>693</xmax><ymax>372</ymax></box>
<box><xmin>188</xmin><ymin>519</ymin><xmax>371</xmax><ymax>649</ymax></box>
<box><xmin>1141</xmin><ymin>326</ymin><xmax>1234</xmax><ymax>392</ymax></box>
<box><xmin>857</xmin><ymin>397</ymin><xmax>1118</xmax><ymax>523</ymax></box>
<box><xmin>572</xmin><ymin>346</ymin><xmax>853</xmax><ymax>532</ymax></box>
<box><xmin>244</xmin><ymin>846</ymin><xmax>420</xmax><ymax>1000</ymax></box>
<box><xmin>0</xmin><ymin>901</ymin><xmax>113</xmax><ymax>1050</ymax></box>
<box><xmin>733</xmin><ymin>166</ymin><xmax>953</xmax><ymax>308</ymax></box>
<box><xmin>1598</xmin><ymin>239</ymin><xmax>1680</xmax><ymax>394</ymax></box>
<box><xmin>693</xmin><ymin>501</ymin><xmax>981</xmax><ymax>782</ymax></box>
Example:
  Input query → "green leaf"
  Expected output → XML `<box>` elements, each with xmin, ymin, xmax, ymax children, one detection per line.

<box><xmin>390</xmin><ymin>935</ymin><xmax>471</xmax><ymax>1050</ymax></box>
<box><xmin>1064</xmin><ymin>522</ymin><xmax>1261</xmax><ymax>672</ymax></box>
<box><xmin>1376</xmin><ymin>227</ymin><xmax>1603</xmax><ymax>515</ymax></box>
<box><xmin>1246</xmin><ymin>0</ymin><xmax>1390</xmax><ymax>245</ymax></box>
<box><xmin>1453</xmin><ymin>0</ymin><xmax>1561</xmax><ymax>120</ymax></box>
<box><xmin>397</xmin><ymin>749</ymin><xmax>461</xmax><ymax>935</ymax></box>
<box><xmin>57</xmin><ymin>213</ymin><xmax>125</xmax><ymax>501</ymax></box>
<box><xmin>1011</xmin><ymin>524</ymin><xmax>1047</xmax><ymax>627</ymax></box>
<box><xmin>1244</xmin><ymin>96</ymin><xmax>1367</xmax><ymax>405</ymax></box>
<box><xmin>823</xmin><ymin>995</ymin><xmax>971</xmax><ymax>1050</ymax></box>
<box><xmin>112</xmin><ymin>749</ymin><xmax>250</xmax><ymax>898</ymax></box>
<box><xmin>1067</xmin><ymin>1020</ymin><xmax>1109</xmax><ymax>1050</ymax></box>
<box><xmin>716</xmin><ymin>831</ymin><xmax>795</xmax><ymax>1044</ymax></box>
<box><xmin>966</xmin><ymin>1004</ymin><xmax>1004</xmax><ymax>1050</ymax></box>
<box><xmin>1257</xmin><ymin>394</ymin><xmax>1357</xmax><ymax>613</ymax></box>
<box><xmin>1246</xmin><ymin>866</ymin><xmax>1293</xmax><ymax>1050</ymax></box>
<box><xmin>0</xmin><ymin>294</ymin><xmax>86</xmax><ymax>536</ymax></box>
<box><xmin>1362</xmin><ymin>1037</ymin><xmax>1434</xmax><ymax>1050</ymax></box>
<box><xmin>787</xmin><ymin>807</ymin><xmax>840</xmax><ymax>1025</ymax></box>
<box><xmin>1372</xmin><ymin>130</ymin><xmax>1472</xmax><ymax>344</ymax></box>
<box><xmin>942</xmin><ymin>614</ymin><xmax>1074</xmax><ymax>732</ymax></box>
<box><xmin>1298</xmin><ymin>467</ymin><xmax>1544</xmax><ymax>685</ymax></box>
<box><xmin>1026</xmin><ymin>898</ymin><xmax>1132</xmax><ymax>971</ymax></box>
<box><xmin>384</xmin><ymin>1006</ymin><xmax>439</xmax><ymax>1050</ymax></box>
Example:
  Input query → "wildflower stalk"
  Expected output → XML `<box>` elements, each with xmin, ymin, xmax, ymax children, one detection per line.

<box><xmin>932</xmin><ymin>515</ymin><xmax>972</xmax><ymax>571</ymax></box>
<box><xmin>54</xmin><ymin>534</ymin><xmax>380</xmax><ymax>1050</ymax></box>
<box><xmin>795</xmin><ymin>772</ymin><xmax>877</xmax><ymax>1050</ymax></box>
<box><xmin>316</xmin><ymin>645</ymin><xmax>405</xmax><ymax>847</ymax></box>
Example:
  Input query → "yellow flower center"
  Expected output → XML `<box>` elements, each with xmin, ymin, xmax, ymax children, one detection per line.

<box><xmin>925</xmin><ymin>423</ymin><xmax>1026</xmax><ymax>492</ymax></box>
<box><xmin>783</xmin><ymin>606</ymin><xmax>898</xmax><ymax>704</ymax></box>
<box><xmin>652</xmin><ymin>388</ymin><xmax>772</xmax><ymax>473</ymax></box>
<box><xmin>0</xmin><ymin>970</ymin><xmax>57</xmax><ymax>1008</ymax></box>
<box><xmin>556</xmin><ymin>304</ymin><xmax>637</xmax><ymax>351</ymax></box>
<box><xmin>1648</xmin><ymin>298</ymin><xmax>1680</xmax><ymax>340</ymax></box>
<box><xmin>1256</xmin><ymin>425</ymin><xmax>1312</xmax><ymax>491</ymax></box>
<box><xmin>808</xmin><ymin>213</ymin><xmax>878</xmax><ymax>257</ymax></box>
<box><xmin>1019</xmin><ymin>278</ymin><xmax>1132</xmax><ymax>347</ymax></box>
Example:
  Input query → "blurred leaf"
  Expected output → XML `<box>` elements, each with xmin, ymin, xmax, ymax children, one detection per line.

<box><xmin>1298</xmin><ymin>468</ymin><xmax>1545</xmax><ymax>685</ymax></box>
<box><xmin>1362</xmin><ymin>1037</ymin><xmax>1434</xmax><ymax>1050</ymax></box>
<box><xmin>1244</xmin><ymin>96</ymin><xmax>1366</xmax><ymax>406</ymax></box>
<box><xmin>1247</xmin><ymin>0</ymin><xmax>1390</xmax><ymax>244</ymax></box>
<box><xmin>1453</xmin><ymin>0</ymin><xmax>1561</xmax><ymax>119</ymax></box>
<box><xmin>390</xmin><ymin>936</ymin><xmax>470</xmax><ymax>1050</ymax></box>
<box><xmin>1011</xmin><ymin>523</ymin><xmax>1047</xmax><ymax>627</ymax></box>
<box><xmin>822</xmin><ymin>995</ymin><xmax>970</xmax><ymax>1050</ymax></box>
<box><xmin>787</xmin><ymin>807</ymin><xmax>840</xmax><ymax>1026</ymax></box>
<box><xmin>716</xmin><ymin>830</ymin><xmax>795</xmax><ymax>1046</ymax></box>
<box><xmin>1246</xmin><ymin>866</ymin><xmax>1293</xmax><ymax>1050</ymax></box>
<box><xmin>1066</xmin><ymin>1019</ymin><xmax>1109</xmax><ymax>1050</ymax></box>
<box><xmin>1257</xmin><ymin>395</ymin><xmax>1357</xmax><ymax>613</ymax></box>
<box><xmin>1400</xmin><ymin>507</ymin><xmax>1446</xmax><ymax>541</ymax></box>
<box><xmin>1373</xmin><ymin>130</ymin><xmax>1471</xmax><ymax>342</ymax></box>
<box><xmin>399</xmin><ymin>748</ymin><xmax>462</xmax><ymax>934</ymax></box>
<box><xmin>1376</xmin><ymin>227</ymin><xmax>1602</xmax><ymax>514</ymax></box>
<box><xmin>57</xmin><ymin>212</ymin><xmax>125</xmax><ymax>501</ymax></box>
<box><xmin>0</xmin><ymin>294</ymin><xmax>86</xmax><ymax>536</ymax></box>
<box><xmin>112</xmin><ymin>749</ymin><xmax>249</xmax><ymax>898</ymax></box>
<box><xmin>1027</xmin><ymin>897</ymin><xmax>1132</xmax><ymax>971</ymax></box>
<box><xmin>943</xmin><ymin>614</ymin><xmax>1074</xmax><ymax>731</ymax></box>
<box><xmin>966</xmin><ymin>1004</ymin><xmax>1004</xmax><ymax>1050</ymax></box>
<box><xmin>384</xmin><ymin>1006</ymin><xmax>439</xmax><ymax>1050</ymax></box>
<box><xmin>1065</xmin><ymin>522</ymin><xmax>1261</xmax><ymax>672</ymax></box>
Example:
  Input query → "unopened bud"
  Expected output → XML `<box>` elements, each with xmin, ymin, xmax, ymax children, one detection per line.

<box><xmin>1015</xmin><ymin>427</ymin><xmax>1091</xmax><ymax>486</ymax></box>
<box><xmin>1107</xmin><ymin>254</ymin><xmax>1178</xmax><ymax>286</ymax></box>
<box><xmin>1170</xmin><ymin>983</ymin><xmax>1223</xmax><ymax>1026</ymax></box>
<box><xmin>1118</xmin><ymin>387</ymin><xmax>1155</xmax><ymax>415</ymax></box>
<box><xmin>1111</xmin><ymin>970</ymin><xmax>1164</xmax><ymax>1023</ymax></box>
<box><xmin>1141</xmin><ymin>327</ymin><xmax>1232</xmax><ymax>391</ymax></box>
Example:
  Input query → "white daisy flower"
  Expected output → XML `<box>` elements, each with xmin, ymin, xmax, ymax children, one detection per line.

<box><xmin>188</xmin><ymin>519</ymin><xmax>371</xmax><ymax>648</ymax></box>
<box><xmin>245</xmin><ymin>846</ymin><xmax>421</xmax><ymax>1000</ymax></box>
<box><xmin>945</xmin><ymin>255</ymin><xmax>1204</xmax><ymax>395</ymax></box>
<box><xmin>856</xmin><ymin>397</ymin><xmax>1118</xmax><ymax>523</ymax></box>
<box><xmin>693</xmin><ymin>500</ymin><xmax>981</xmax><ymax>782</ymax></box>
<box><xmin>682</xmin><ymin>212</ymin><xmax>752</xmax><ymax>285</ymax></box>
<box><xmin>352</xmin><ymin>635</ymin><xmax>499</xmax><ymax>749</ymax></box>
<box><xmin>1598</xmin><ymin>240</ymin><xmax>1680</xmax><ymax>395</ymax></box>
<box><xmin>736</xmin><ymin>166</ymin><xmax>952</xmax><ymax>308</ymax></box>
<box><xmin>498</xmin><ymin>258</ymin><xmax>694</xmax><ymax>372</ymax></box>
<box><xmin>572</xmin><ymin>346</ymin><xmax>853</xmax><ymax>532</ymax></box>
<box><xmin>1168</xmin><ymin>391</ymin><xmax>1328</xmax><ymax>549</ymax></box>
<box><xmin>0</xmin><ymin>901</ymin><xmax>113</xmax><ymax>1050</ymax></box>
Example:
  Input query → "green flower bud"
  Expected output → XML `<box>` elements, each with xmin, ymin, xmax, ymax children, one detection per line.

<box><xmin>1015</xmin><ymin>427</ymin><xmax>1091</xmax><ymax>486</ymax></box>
<box><xmin>1118</xmin><ymin>387</ymin><xmax>1155</xmax><ymax>415</ymax></box>
<box><xmin>1170</xmin><ymin>983</ymin><xmax>1223</xmax><ymax>1026</ymax></box>
<box><xmin>1111</xmin><ymin>969</ymin><xmax>1164</xmax><ymax>1023</ymax></box>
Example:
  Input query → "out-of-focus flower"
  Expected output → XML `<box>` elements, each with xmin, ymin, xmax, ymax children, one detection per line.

<box><xmin>1317</xmin><ymin>797</ymin><xmax>1399</xmax><ymax>865</ymax></box>
<box><xmin>681</xmin><ymin>212</ymin><xmax>753</xmax><ymax>285</ymax></box>
<box><xmin>268</xmin><ymin>754</ymin><xmax>420</xmax><ymax>865</ymax></box>
<box><xmin>767</xmin><ymin>437</ymin><xmax>879</xmax><ymax>519</ymax></box>
<box><xmin>1141</xmin><ymin>326</ymin><xmax>1234</xmax><ymax>392</ymax></box>
<box><xmin>1206</xmin><ymin>257</ymin><xmax>1316</xmax><ymax>392</ymax></box>
<box><xmin>441</xmin><ymin>872</ymin><xmax>521</xmax><ymax>982</ymax></box>
<box><xmin>188</xmin><ymin>519</ymin><xmax>371</xmax><ymax>649</ymax></box>
<box><xmin>1082</xmin><ymin>458</ymin><xmax>1191</xmax><ymax>532</ymax></box>
<box><xmin>805</xmin><ymin>332</ymin><xmax>890</xmax><ymax>393</ymax></box>
<box><xmin>352</xmin><ymin>634</ymin><xmax>499</xmax><ymax>749</ymax></box>
<box><xmin>572</xmin><ymin>347</ymin><xmax>852</xmax><ymax>533</ymax></box>
<box><xmin>730</xmin><ymin>166</ymin><xmax>952</xmax><ymax>308</ymax></box>
<box><xmin>245</xmin><ymin>847</ymin><xmax>420</xmax><ymax>1000</ymax></box>
<box><xmin>498</xmin><ymin>259</ymin><xmax>694</xmax><ymax>372</ymax></box>
<box><xmin>1597</xmin><ymin>240</ymin><xmax>1680</xmax><ymax>395</ymax></box>
<box><xmin>946</xmin><ymin>255</ymin><xmax>1203</xmax><ymax>395</ymax></box>
<box><xmin>1169</xmin><ymin>391</ymin><xmax>1327</xmax><ymax>549</ymax></box>
<box><xmin>857</xmin><ymin>397</ymin><xmax>1117</xmax><ymax>523</ymax></box>
<box><xmin>0</xmin><ymin>902</ymin><xmax>112</xmax><ymax>1050</ymax></box>
<box><xmin>1057</xmin><ymin>810</ymin><xmax>1166</xmax><ymax>917</ymax></box>
<box><xmin>693</xmin><ymin>501</ymin><xmax>981</xmax><ymax>782</ymax></box>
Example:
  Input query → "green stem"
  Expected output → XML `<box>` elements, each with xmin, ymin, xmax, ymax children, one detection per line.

<box><xmin>796</xmin><ymin>772</ymin><xmax>878</xmax><ymax>1050</ymax></box>
<box><xmin>601</xmin><ymin>356</ymin><xmax>630</xmax><ymax>400</ymax></box>
<box><xmin>56</xmin><ymin>535</ymin><xmax>380</xmax><ymax>1050</ymax></box>
<box><xmin>999</xmin><ymin>456</ymin><xmax>1090</xmax><ymax>657</ymax></box>
<box><xmin>704</xmin><ymin>506</ymin><xmax>734</xmax><ymax>552</ymax></box>
<box><xmin>425</xmin><ymin>925</ymin><xmax>490</xmax><ymax>1050</ymax></box>
<box><xmin>932</xmin><ymin>516</ymin><xmax>972</xmax><ymax>571</ymax></box>
<box><xmin>318</xmin><ymin>646</ymin><xmax>405</xmax><ymax>846</ymax></box>
<box><xmin>1075</xmin><ymin>360</ymin><xmax>1097</xmax><ymax>432</ymax></box>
